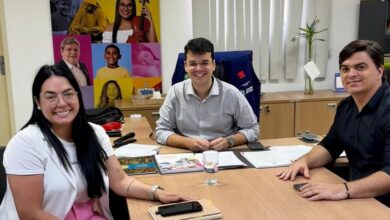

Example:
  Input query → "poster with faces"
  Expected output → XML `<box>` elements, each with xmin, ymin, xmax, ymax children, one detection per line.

<box><xmin>50</xmin><ymin>0</ymin><xmax>161</xmax><ymax>108</ymax></box>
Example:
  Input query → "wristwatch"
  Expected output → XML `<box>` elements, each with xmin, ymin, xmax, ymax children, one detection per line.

<box><xmin>149</xmin><ymin>185</ymin><xmax>164</xmax><ymax>201</ymax></box>
<box><xmin>227</xmin><ymin>135</ymin><xmax>235</xmax><ymax>148</ymax></box>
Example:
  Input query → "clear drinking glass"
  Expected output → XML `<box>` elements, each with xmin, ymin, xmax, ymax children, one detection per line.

<box><xmin>202</xmin><ymin>150</ymin><xmax>219</xmax><ymax>185</ymax></box>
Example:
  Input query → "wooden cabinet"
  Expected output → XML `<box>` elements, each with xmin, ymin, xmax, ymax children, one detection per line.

<box><xmin>260</xmin><ymin>103</ymin><xmax>294</xmax><ymax>139</ymax></box>
<box><xmin>260</xmin><ymin>90</ymin><xmax>348</xmax><ymax>139</ymax></box>
<box><xmin>294</xmin><ymin>100</ymin><xmax>337</xmax><ymax>136</ymax></box>
<box><xmin>286</xmin><ymin>90</ymin><xmax>347</xmax><ymax>137</ymax></box>
<box><xmin>259</xmin><ymin>93</ymin><xmax>294</xmax><ymax>139</ymax></box>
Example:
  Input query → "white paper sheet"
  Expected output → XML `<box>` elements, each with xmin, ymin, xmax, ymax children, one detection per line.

<box><xmin>268</xmin><ymin>145</ymin><xmax>312</xmax><ymax>161</ymax></box>
<box><xmin>304</xmin><ymin>60</ymin><xmax>321</xmax><ymax>80</ymax></box>
<box><xmin>114</xmin><ymin>144</ymin><xmax>160</xmax><ymax>157</ymax></box>
<box><xmin>241</xmin><ymin>145</ymin><xmax>312</xmax><ymax>169</ymax></box>
<box><xmin>195</xmin><ymin>151</ymin><xmax>247</xmax><ymax>168</ymax></box>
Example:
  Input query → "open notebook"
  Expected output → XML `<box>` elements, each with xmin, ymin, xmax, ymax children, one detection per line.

<box><xmin>155</xmin><ymin>151</ymin><xmax>247</xmax><ymax>174</ymax></box>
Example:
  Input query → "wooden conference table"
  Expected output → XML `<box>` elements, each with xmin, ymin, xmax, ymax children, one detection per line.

<box><xmin>120</xmin><ymin>118</ymin><xmax>390</xmax><ymax>220</ymax></box>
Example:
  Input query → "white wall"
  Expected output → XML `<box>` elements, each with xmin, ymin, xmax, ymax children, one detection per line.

<box><xmin>160</xmin><ymin>0</ymin><xmax>193</xmax><ymax>93</ymax></box>
<box><xmin>1</xmin><ymin>0</ymin><xmax>54</xmax><ymax>133</ymax></box>
<box><xmin>0</xmin><ymin>6</ymin><xmax>11</xmax><ymax>146</ymax></box>
<box><xmin>1</xmin><ymin>0</ymin><xmax>360</xmax><ymax>133</ymax></box>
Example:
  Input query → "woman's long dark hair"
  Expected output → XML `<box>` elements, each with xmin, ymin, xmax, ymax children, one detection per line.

<box><xmin>23</xmin><ymin>65</ymin><xmax>108</xmax><ymax>198</ymax></box>
<box><xmin>112</xmin><ymin>0</ymin><xmax>136</xmax><ymax>43</ymax></box>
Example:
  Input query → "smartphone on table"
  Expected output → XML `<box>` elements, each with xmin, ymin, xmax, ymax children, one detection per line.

<box><xmin>247</xmin><ymin>141</ymin><xmax>267</xmax><ymax>151</ymax></box>
<box><xmin>293</xmin><ymin>183</ymin><xmax>308</xmax><ymax>192</ymax></box>
<box><xmin>156</xmin><ymin>201</ymin><xmax>203</xmax><ymax>217</ymax></box>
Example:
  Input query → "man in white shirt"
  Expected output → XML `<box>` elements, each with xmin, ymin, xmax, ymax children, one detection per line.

<box><xmin>56</xmin><ymin>37</ymin><xmax>91</xmax><ymax>86</ymax></box>
<box><xmin>155</xmin><ymin>37</ymin><xmax>259</xmax><ymax>152</ymax></box>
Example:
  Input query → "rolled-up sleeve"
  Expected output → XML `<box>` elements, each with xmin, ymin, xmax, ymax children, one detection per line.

<box><xmin>235</xmin><ymin>91</ymin><xmax>259</xmax><ymax>142</ymax></box>
<box><xmin>155</xmin><ymin>88</ymin><xmax>177</xmax><ymax>145</ymax></box>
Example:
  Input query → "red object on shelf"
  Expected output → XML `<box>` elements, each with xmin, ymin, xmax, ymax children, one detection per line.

<box><xmin>102</xmin><ymin>121</ymin><xmax>122</xmax><ymax>131</ymax></box>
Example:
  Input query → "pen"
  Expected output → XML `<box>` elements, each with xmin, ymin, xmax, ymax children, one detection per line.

<box><xmin>113</xmin><ymin>138</ymin><xmax>137</xmax><ymax>148</ymax></box>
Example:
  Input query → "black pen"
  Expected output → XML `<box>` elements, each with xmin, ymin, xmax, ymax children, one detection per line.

<box><xmin>113</xmin><ymin>138</ymin><xmax>137</xmax><ymax>148</ymax></box>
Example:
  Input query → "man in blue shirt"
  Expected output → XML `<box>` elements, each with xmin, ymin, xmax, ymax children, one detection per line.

<box><xmin>277</xmin><ymin>40</ymin><xmax>390</xmax><ymax>207</ymax></box>
<box><xmin>155</xmin><ymin>38</ymin><xmax>259</xmax><ymax>152</ymax></box>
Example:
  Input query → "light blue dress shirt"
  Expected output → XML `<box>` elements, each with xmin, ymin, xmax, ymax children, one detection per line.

<box><xmin>155</xmin><ymin>77</ymin><xmax>259</xmax><ymax>145</ymax></box>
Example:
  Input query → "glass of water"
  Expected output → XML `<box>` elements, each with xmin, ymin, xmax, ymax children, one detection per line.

<box><xmin>202</xmin><ymin>150</ymin><xmax>219</xmax><ymax>185</ymax></box>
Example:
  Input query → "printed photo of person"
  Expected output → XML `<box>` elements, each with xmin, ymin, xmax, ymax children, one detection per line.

<box><xmin>95</xmin><ymin>44</ymin><xmax>131</xmax><ymax>79</ymax></box>
<box><xmin>52</xmin><ymin>35</ymin><xmax>93</xmax><ymax>86</ymax></box>
<box><xmin>101</xmin><ymin>0</ymin><xmax>159</xmax><ymax>43</ymax></box>
<box><xmin>50</xmin><ymin>0</ymin><xmax>72</xmax><ymax>34</ymax></box>
<box><xmin>97</xmin><ymin>80</ymin><xmax>122</xmax><ymax>108</ymax></box>
<box><xmin>92</xmin><ymin>43</ymin><xmax>132</xmax><ymax>79</ymax></box>
<box><xmin>131</xmin><ymin>43</ymin><xmax>161</xmax><ymax>77</ymax></box>
<box><xmin>94</xmin><ymin>78</ymin><xmax>133</xmax><ymax>108</ymax></box>
<box><xmin>68</xmin><ymin>0</ymin><xmax>108</xmax><ymax>43</ymax></box>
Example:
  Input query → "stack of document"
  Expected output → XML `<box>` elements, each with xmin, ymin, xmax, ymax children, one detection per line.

<box><xmin>241</xmin><ymin>145</ymin><xmax>312</xmax><ymax>168</ymax></box>
<box><xmin>114</xmin><ymin>143</ymin><xmax>160</xmax><ymax>157</ymax></box>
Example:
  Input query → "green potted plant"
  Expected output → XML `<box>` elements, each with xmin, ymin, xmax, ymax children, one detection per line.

<box><xmin>292</xmin><ymin>16</ymin><xmax>327</xmax><ymax>95</ymax></box>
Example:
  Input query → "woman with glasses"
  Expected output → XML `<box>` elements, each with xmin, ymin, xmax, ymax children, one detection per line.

<box><xmin>102</xmin><ymin>0</ymin><xmax>157</xmax><ymax>43</ymax></box>
<box><xmin>0</xmin><ymin>65</ymin><xmax>187</xmax><ymax>219</ymax></box>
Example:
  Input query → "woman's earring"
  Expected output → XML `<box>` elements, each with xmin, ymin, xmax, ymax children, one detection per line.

<box><xmin>37</xmin><ymin>106</ymin><xmax>41</xmax><ymax>110</ymax></box>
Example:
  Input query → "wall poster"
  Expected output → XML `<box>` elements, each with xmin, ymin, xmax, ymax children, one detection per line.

<box><xmin>50</xmin><ymin>0</ymin><xmax>161</xmax><ymax>109</ymax></box>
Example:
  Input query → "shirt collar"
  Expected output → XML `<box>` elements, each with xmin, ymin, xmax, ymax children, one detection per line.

<box><xmin>347</xmin><ymin>82</ymin><xmax>389</xmax><ymax>112</ymax></box>
<box><xmin>186</xmin><ymin>76</ymin><xmax>220</xmax><ymax>98</ymax></box>
<box><xmin>366</xmin><ymin>82</ymin><xmax>389</xmax><ymax>110</ymax></box>
<box><xmin>64</xmin><ymin>60</ymin><xmax>79</xmax><ymax>69</ymax></box>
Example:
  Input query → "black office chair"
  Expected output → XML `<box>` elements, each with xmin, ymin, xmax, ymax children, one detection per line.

<box><xmin>172</xmin><ymin>50</ymin><xmax>261</xmax><ymax>121</ymax></box>
<box><xmin>0</xmin><ymin>146</ymin><xmax>6</xmax><ymax>205</ymax></box>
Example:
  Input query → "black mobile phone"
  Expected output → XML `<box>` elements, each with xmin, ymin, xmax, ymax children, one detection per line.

<box><xmin>156</xmin><ymin>201</ymin><xmax>203</xmax><ymax>217</ymax></box>
<box><xmin>293</xmin><ymin>183</ymin><xmax>308</xmax><ymax>192</ymax></box>
<box><xmin>247</xmin><ymin>142</ymin><xmax>267</xmax><ymax>151</ymax></box>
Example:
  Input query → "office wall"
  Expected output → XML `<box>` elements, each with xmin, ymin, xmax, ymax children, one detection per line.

<box><xmin>0</xmin><ymin>0</ymin><xmax>359</xmax><ymax>133</ymax></box>
<box><xmin>1</xmin><ymin>0</ymin><xmax>54</xmax><ymax>134</ymax></box>
<box><xmin>0</xmin><ymin>11</ymin><xmax>11</xmax><ymax>146</ymax></box>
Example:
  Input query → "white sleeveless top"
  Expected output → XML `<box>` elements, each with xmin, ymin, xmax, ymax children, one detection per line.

<box><xmin>102</xmin><ymin>29</ymin><xmax>133</xmax><ymax>43</ymax></box>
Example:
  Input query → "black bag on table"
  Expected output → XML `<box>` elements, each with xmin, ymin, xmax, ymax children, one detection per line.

<box><xmin>85</xmin><ymin>107</ymin><xmax>124</xmax><ymax>125</ymax></box>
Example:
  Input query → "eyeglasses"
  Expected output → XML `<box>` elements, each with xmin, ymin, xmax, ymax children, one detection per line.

<box><xmin>119</xmin><ymin>3</ymin><xmax>132</xmax><ymax>9</ymax></box>
<box><xmin>185</xmin><ymin>61</ymin><xmax>212</xmax><ymax>69</ymax></box>
<box><xmin>41</xmin><ymin>90</ymin><xmax>78</xmax><ymax>107</ymax></box>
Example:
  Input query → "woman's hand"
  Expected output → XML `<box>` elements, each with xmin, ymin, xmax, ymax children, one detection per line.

<box><xmin>142</xmin><ymin>5</ymin><xmax>153</xmax><ymax>21</ymax></box>
<box><xmin>154</xmin><ymin>189</ymin><xmax>193</xmax><ymax>204</ymax></box>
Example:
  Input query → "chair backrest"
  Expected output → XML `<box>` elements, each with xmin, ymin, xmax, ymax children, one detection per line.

<box><xmin>172</xmin><ymin>50</ymin><xmax>261</xmax><ymax>121</ymax></box>
<box><xmin>0</xmin><ymin>146</ymin><xmax>6</xmax><ymax>205</ymax></box>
